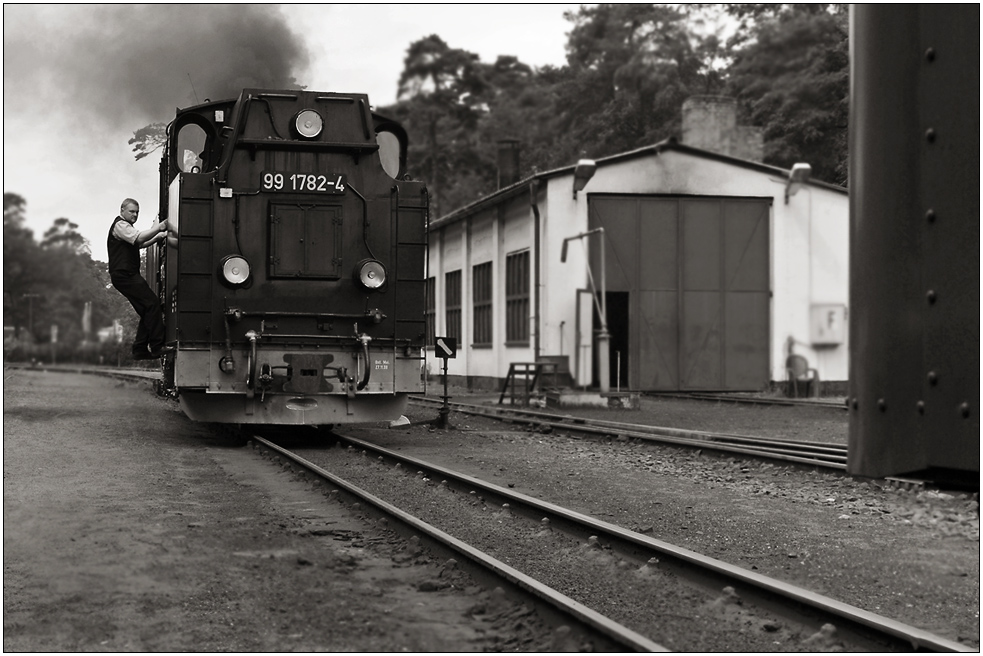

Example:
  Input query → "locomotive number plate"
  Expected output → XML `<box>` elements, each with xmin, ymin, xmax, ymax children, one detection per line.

<box><xmin>261</xmin><ymin>171</ymin><xmax>346</xmax><ymax>193</ymax></box>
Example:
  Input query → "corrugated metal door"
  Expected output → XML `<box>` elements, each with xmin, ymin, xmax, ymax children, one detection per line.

<box><xmin>680</xmin><ymin>200</ymin><xmax>723</xmax><ymax>388</ymax></box>
<box><xmin>589</xmin><ymin>195</ymin><xmax>770</xmax><ymax>391</ymax></box>
<box><xmin>721</xmin><ymin>201</ymin><xmax>770</xmax><ymax>389</ymax></box>
<box><xmin>636</xmin><ymin>200</ymin><xmax>679</xmax><ymax>389</ymax></box>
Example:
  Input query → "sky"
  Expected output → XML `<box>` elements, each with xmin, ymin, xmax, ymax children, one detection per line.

<box><xmin>3</xmin><ymin>4</ymin><xmax>582</xmax><ymax>263</ymax></box>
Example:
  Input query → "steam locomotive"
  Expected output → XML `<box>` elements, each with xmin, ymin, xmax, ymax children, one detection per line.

<box><xmin>148</xmin><ymin>88</ymin><xmax>428</xmax><ymax>425</ymax></box>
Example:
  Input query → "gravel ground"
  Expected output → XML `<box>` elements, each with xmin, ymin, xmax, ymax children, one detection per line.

<box><xmin>332</xmin><ymin>396</ymin><xmax>979</xmax><ymax>650</ymax></box>
<box><xmin>2</xmin><ymin>370</ymin><xmax>557</xmax><ymax>652</ymax></box>
<box><xmin>548</xmin><ymin>395</ymin><xmax>849</xmax><ymax>444</ymax></box>
<box><xmin>301</xmin><ymin>444</ymin><xmax>777</xmax><ymax>651</ymax></box>
<box><xmin>5</xmin><ymin>369</ymin><xmax>977</xmax><ymax>651</ymax></box>
<box><xmin>434</xmin><ymin>387</ymin><xmax>850</xmax><ymax>444</ymax></box>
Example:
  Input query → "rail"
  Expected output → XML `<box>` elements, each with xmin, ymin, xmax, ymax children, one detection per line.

<box><xmin>646</xmin><ymin>391</ymin><xmax>847</xmax><ymax>410</ymax></box>
<box><xmin>249</xmin><ymin>434</ymin><xmax>666</xmax><ymax>652</ymax></box>
<box><xmin>318</xmin><ymin>432</ymin><xmax>972</xmax><ymax>653</ymax></box>
<box><xmin>409</xmin><ymin>396</ymin><xmax>847</xmax><ymax>470</ymax></box>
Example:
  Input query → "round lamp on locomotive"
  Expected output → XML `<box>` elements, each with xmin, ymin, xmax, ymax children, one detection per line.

<box><xmin>219</xmin><ymin>255</ymin><xmax>251</xmax><ymax>286</ymax></box>
<box><xmin>293</xmin><ymin>109</ymin><xmax>323</xmax><ymax>139</ymax></box>
<box><xmin>354</xmin><ymin>259</ymin><xmax>387</xmax><ymax>290</ymax></box>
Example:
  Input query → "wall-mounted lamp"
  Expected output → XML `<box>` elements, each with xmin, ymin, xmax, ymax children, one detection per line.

<box><xmin>785</xmin><ymin>163</ymin><xmax>812</xmax><ymax>204</ymax></box>
<box><xmin>572</xmin><ymin>159</ymin><xmax>597</xmax><ymax>199</ymax></box>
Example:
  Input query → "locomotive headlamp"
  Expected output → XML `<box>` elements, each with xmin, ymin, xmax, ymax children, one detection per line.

<box><xmin>294</xmin><ymin>109</ymin><xmax>323</xmax><ymax>139</ymax></box>
<box><xmin>220</xmin><ymin>254</ymin><xmax>251</xmax><ymax>286</ymax></box>
<box><xmin>354</xmin><ymin>259</ymin><xmax>386</xmax><ymax>290</ymax></box>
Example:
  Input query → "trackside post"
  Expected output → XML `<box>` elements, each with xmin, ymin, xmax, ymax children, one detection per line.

<box><xmin>433</xmin><ymin>336</ymin><xmax>457</xmax><ymax>428</ymax></box>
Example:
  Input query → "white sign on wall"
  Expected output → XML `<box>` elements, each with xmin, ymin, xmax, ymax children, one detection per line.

<box><xmin>810</xmin><ymin>304</ymin><xmax>847</xmax><ymax>345</ymax></box>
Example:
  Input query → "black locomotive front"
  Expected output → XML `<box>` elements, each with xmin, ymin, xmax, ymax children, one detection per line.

<box><xmin>150</xmin><ymin>89</ymin><xmax>428</xmax><ymax>425</ymax></box>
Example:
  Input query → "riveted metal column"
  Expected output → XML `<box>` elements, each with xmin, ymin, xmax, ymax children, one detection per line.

<box><xmin>848</xmin><ymin>5</ymin><xmax>980</xmax><ymax>479</ymax></box>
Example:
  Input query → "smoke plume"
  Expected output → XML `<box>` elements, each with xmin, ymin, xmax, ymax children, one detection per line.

<box><xmin>4</xmin><ymin>5</ymin><xmax>309</xmax><ymax>129</ymax></box>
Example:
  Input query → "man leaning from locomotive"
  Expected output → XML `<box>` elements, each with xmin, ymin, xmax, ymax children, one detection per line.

<box><xmin>108</xmin><ymin>198</ymin><xmax>174</xmax><ymax>360</ymax></box>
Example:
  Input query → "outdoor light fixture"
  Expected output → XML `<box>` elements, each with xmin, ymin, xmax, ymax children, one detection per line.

<box><xmin>294</xmin><ymin>109</ymin><xmax>324</xmax><ymax>139</ymax></box>
<box><xmin>785</xmin><ymin>163</ymin><xmax>812</xmax><ymax>203</ymax></box>
<box><xmin>572</xmin><ymin>159</ymin><xmax>597</xmax><ymax>199</ymax></box>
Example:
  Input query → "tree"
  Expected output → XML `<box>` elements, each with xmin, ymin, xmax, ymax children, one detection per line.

<box><xmin>724</xmin><ymin>5</ymin><xmax>849</xmax><ymax>184</ymax></box>
<box><xmin>41</xmin><ymin>217</ymin><xmax>90</xmax><ymax>255</ymax></box>
<box><xmin>33</xmin><ymin>215</ymin><xmax>106</xmax><ymax>345</ymax></box>
<box><xmin>4</xmin><ymin>192</ymin><xmax>27</xmax><ymax>228</ymax></box>
<box><xmin>3</xmin><ymin>193</ymin><xmax>131</xmax><ymax>351</ymax></box>
<box><xmin>382</xmin><ymin>9</ymin><xmax>726</xmax><ymax>212</ymax></box>
<box><xmin>471</xmin><ymin>56</ymin><xmax>555</xmax><ymax>184</ymax></box>
<box><xmin>392</xmin><ymin>35</ymin><xmax>491</xmax><ymax>216</ymax></box>
<box><xmin>374</xmin><ymin>4</ymin><xmax>851</xmax><ymax>217</ymax></box>
<box><xmin>3</xmin><ymin>193</ymin><xmax>44</xmax><ymax>338</ymax></box>
<box><xmin>129</xmin><ymin>122</ymin><xmax>167</xmax><ymax>162</ymax></box>
<box><xmin>559</xmin><ymin>4</ymin><xmax>727</xmax><ymax>153</ymax></box>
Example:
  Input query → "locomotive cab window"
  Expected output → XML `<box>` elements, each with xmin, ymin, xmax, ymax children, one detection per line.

<box><xmin>176</xmin><ymin>123</ymin><xmax>208</xmax><ymax>173</ymax></box>
<box><xmin>375</xmin><ymin>130</ymin><xmax>402</xmax><ymax>179</ymax></box>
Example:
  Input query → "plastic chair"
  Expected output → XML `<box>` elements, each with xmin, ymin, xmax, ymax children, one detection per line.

<box><xmin>785</xmin><ymin>354</ymin><xmax>820</xmax><ymax>398</ymax></box>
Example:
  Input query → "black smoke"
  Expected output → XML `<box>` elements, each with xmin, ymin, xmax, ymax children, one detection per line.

<box><xmin>3</xmin><ymin>5</ymin><xmax>309</xmax><ymax>129</ymax></box>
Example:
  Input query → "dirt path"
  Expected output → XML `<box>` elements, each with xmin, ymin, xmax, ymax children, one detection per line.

<box><xmin>2</xmin><ymin>369</ymin><xmax>536</xmax><ymax>651</ymax></box>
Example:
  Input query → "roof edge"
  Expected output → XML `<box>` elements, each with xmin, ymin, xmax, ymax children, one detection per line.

<box><xmin>431</xmin><ymin>140</ymin><xmax>847</xmax><ymax>230</ymax></box>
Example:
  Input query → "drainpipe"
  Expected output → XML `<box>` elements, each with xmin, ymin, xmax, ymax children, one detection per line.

<box><xmin>530</xmin><ymin>179</ymin><xmax>541</xmax><ymax>360</ymax></box>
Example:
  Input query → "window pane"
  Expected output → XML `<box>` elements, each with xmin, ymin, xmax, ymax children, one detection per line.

<box><xmin>473</xmin><ymin>262</ymin><xmax>492</xmax><ymax>344</ymax></box>
<box><xmin>177</xmin><ymin>123</ymin><xmax>207</xmax><ymax>173</ymax></box>
<box><xmin>445</xmin><ymin>271</ymin><xmax>461</xmax><ymax>341</ymax></box>
<box><xmin>376</xmin><ymin>130</ymin><xmax>401</xmax><ymax>179</ymax></box>
<box><xmin>506</xmin><ymin>250</ymin><xmax>530</xmax><ymax>342</ymax></box>
<box><xmin>425</xmin><ymin>276</ymin><xmax>436</xmax><ymax>345</ymax></box>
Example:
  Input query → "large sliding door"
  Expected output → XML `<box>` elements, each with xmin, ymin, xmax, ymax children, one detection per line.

<box><xmin>589</xmin><ymin>195</ymin><xmax>770</xmax><ymax>391</ymax></box>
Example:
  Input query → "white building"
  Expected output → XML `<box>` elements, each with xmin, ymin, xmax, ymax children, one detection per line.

<box><xmin>426</xmin><ymin>101</ymin><xmax>849</xmax><ymax>394</ymax></box>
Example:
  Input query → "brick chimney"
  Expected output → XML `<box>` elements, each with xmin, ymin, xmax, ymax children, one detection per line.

<box><xmin>681</xmin><ymin>96</ymin><xmax>763</xmax><ymax>162</ymax></box>
<box><xmin>497</xmin><ymin>139</ymin><xmax>521</xmax><ymax>189</ymax></box>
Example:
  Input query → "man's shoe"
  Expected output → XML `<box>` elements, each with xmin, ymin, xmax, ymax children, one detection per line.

<box><xmin>149</xmin><ymin>345</ymin><xmax>176</xmax><ymax>358</ymax></box>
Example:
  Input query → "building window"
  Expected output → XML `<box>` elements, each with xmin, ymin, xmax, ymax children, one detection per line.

<box><xmin>445</xmin><ymin>270</ymin><xmax>461</xmax><ymax>341</ymax></box>
<box><xmin>425</xmin><ymin>276</ymin><xmax>436</xmax><ymax>346</ymax></box>
<box><xmin>506</xmin><ymin>250</ymin><xmax>530</xmax><ymax>344</ymax></box>
<box><xmin>473</xmin><ymin>262</ymin><xmax>492</xmax><ymax>345</ymax></box>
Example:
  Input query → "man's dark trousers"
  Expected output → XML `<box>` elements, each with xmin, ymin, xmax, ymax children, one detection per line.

<box><xmin>111</xmin><ymin>273</ymin><xmax>165</xmax><ymax>353</ymax></box>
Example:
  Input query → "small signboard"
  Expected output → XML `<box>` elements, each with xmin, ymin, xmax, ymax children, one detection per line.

<box><xmin>810</xmin><ymin>304</ymin><xmax>847</xmax><ymax>346</ymax></box>
<box><xmin>435</xmin><ymin>336</ymin><xmax>457</xmax><ymax>359</ymax></box>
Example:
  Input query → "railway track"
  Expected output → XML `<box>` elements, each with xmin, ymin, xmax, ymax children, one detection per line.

<box><xmin>11</xmin><ymin>370</ymin><xmax>974</xmax><ymax>651</ymax></box>
<box><xmin>410</xmin><ymin>396</ymin><xmax>848</xmax><ymax>470</ymax></box>
<box><xmin>7</xmin><ymin>366</ymin><xmax>935</xmax><ymax>488</ymax></box>
<box><xmin>259</xmin><ymin>429</ymin><xmax>970</xmax><ymax>653</ymax></box>
<box><xmin>645</xmin><ymin>391</ymin><xmax>847</xmax><ymax>410</ymax></box>
<box><xmin>248</xmin><ymin>432</ymin><xmax>664</xmax><ymax>652</ymax></box>
<box><xmin>14</xmin><ymin>366</ymin><xmax>848</xmax><ymax>469</ymax></box>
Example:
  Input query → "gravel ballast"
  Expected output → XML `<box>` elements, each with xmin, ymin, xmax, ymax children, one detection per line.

<box><xmin>325</xmin><ymin>396</ymin><xmax>979</xmax><ymax>650</ymax></box>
